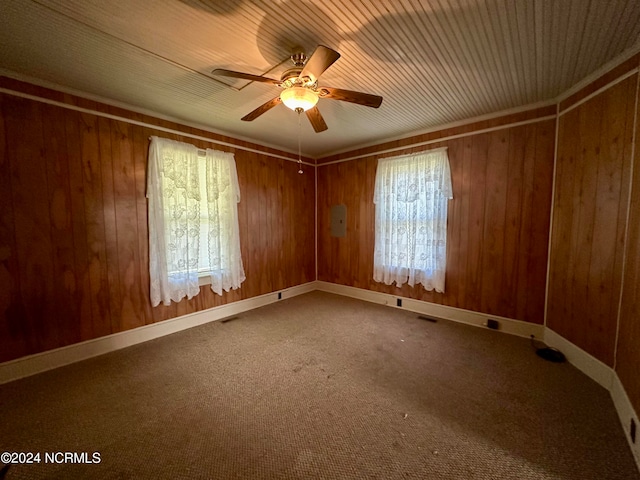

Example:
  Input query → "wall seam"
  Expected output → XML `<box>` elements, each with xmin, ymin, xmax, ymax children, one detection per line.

<box><xmin>558</xmin><ymin>68</ymin><xmax>639</xmax><ymax>116</ymax></box>
<box><xmin>542</xmin><ymin>103</ymin><xmax>560</xmax><ymax>328</ymax></box>
<box><xmin>612</xmin><ymin>69</ymin><xmax>640</xmax><ymax>372</ymax></box>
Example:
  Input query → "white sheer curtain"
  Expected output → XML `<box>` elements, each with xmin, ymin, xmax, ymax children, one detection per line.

<box><xmin>147</xmin><ymin>136</ymin><xmax>245</xmax><ymax>307</ymax></box>
<box><xmin>203</xmin><ymin>148</ymin><xmax>246</xmax><ymax>295</ymax></box>
<box><xmin>147</xmin><ymin>137</ymin><xmax>201</xmax><ymax>306</ymax></box>
<box><xmin>373</xmin><ymin>148</ymin><xmax>452</xmax><ymax>293</ymax></box>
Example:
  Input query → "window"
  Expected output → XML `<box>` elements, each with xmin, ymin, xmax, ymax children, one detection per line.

<box><xmin>373</xmin><ymin>148</ymin><xmax>452</xmax><ymax>293</ymax></box>
<box><xmin>147</xmin><ymin>136</ymin><xmax>245</xmax><ymax>306</ymax></box>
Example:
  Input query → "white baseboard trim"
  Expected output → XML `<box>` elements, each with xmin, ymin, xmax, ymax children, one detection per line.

<box><xmin>542</xmin><ymin>327</ymin><xmax>639</xmax><ymax>471</ymax></box>
<box><xmin>315</xmin><ymin>281</ymin><xmax>545</xmax><ymax>339</ymax></box>
<box><xmin>611</xmin><ymin>372</ymin><xmax>640</xmax><ymax>468</ymax></box>
<box><xmin>0</xmin><ymin>281</ymin><xmax>316</xmax><ymax>385</ymax></box>
<box><xmin>543</xmin><ymin>327</ymin><xmax>614</xmax><ymax>390</ymax></box>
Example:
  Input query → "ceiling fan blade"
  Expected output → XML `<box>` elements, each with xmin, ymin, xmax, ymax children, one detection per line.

<box><xmin>305</xmin><ymin>106</ymin><xmax>328</xmax><ymax>133</ymax></box>
<box><xmin>318</xmin><ymin>87</ymin><xmax>383</xmax><ymax>108</ymax></box>
<box><xmin>241</xmin><ymin>97</ymin><xmax>282</xmax><ymax>121</ymax></box>
<box><xmin>212</xmin><ymin>69</ymin><xmax>280</xmax><ymax>85</ymax></box>
<box><xmin>300</xmin><ymin>45</ymin><xmax>340</xmax><ymax>83</ymax></box>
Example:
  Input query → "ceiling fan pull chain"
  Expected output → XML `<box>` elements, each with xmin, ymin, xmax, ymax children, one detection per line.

<box><xmin>297</xmin><ymin>108</ymin><xmax>303</xmax><ymax>174</ymax></box>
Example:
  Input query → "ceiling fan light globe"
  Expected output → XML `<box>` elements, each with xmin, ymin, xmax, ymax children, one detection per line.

<box><xmin>280</xmin><ymin>87</ymin><xmax>318</xmax><ymax>111</ymax></box>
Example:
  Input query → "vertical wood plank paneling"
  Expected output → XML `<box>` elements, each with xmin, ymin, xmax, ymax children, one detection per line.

<box><xmin>63</xmin><ymin>110</ymin><xmax>94</xmax><ymax>342</ymax></box>
<box><xmin>604</xmin><ymin>77</ymin><xmax>635</xmax><ymax>332</ymax></box>
<box><xmin>257</xmin><ymin>155</ymin><xmax>271</xmax><ymax>293</ymax></box>
<box><xmin>445</xmin><ymin>139</ymin><xmax>462</xmax><ymax>308</ymax></box>
<box><xmin>548</xmin><ymin>75</ymin><xmax>637</xmax><ymax>365</ymax></box>
<box><xmin>347</xmin><ymin>159</ymin><xmax>360</xmax><ymax>287</ymax></box>
<box><xmin>364</xmin><ymin>156</ymin><xmax>377</xmax><ymax>289</ymax></box>
<box><xmin>5</xmin><ymin>98</ymin><xmax>58</xmax><ymax>352</ymax></box>
<box><xmin>617</xmin><ymin>71</ymin><xmax>640</xmax><ymax>416</ymax></box>
<box><xmin>355</xmin><ymin>159</ymin><xmax>367</xmax><ymax>289</ymax></box>
<box><xmin>500</xmin><ymin>125</ymin><xmax>526</xmax><ymax>319</ymax></box>
<box><xmin>455</xmin><ymin>136</ymin><xmax>473</xmax><ymax>310</ymax></box>
<box><xmin>0</xmin><ymin>95</ymin><xmax>26</xmax><ymax>362</ymax></box>
<box><xmin>570</xmin><ymin>95</ymin><xmax>601</xmax><ymax>354</ymax></box>
<box><xmin>77</xmin><ymin>111</ymin><xmax>113</xmax><ymax>338</ymax></box>
<box><xmin>515</xmin><ymin>124</ymin><xmax>537</xmax><ymax>321</ymax></box>
<box><xmin>0</xmin><ymin>89</ymin><xmax>315</xmax><ymax>363</ymax></box>
<box><xmin>235</xmin><ymin>151</ymin><xmax>251</xmax><ymax>293</ymax></box>
<box><xmin>525</xmin><ymin>120</ymin><xmax>554</xmax><ymax>323</ymax></box>
<box><xmin>282</xmin><ymin>160</ymin><xmax>294</xmax><ymax>287</ymax></box>
<box><xmin>294</xmin><ymin>164</ymin><xmax>306</xmax><ymax>285</ymax></box>
<box><xmin>547</xmin><ymin>109</ymin><xmax>577</xmax><ymax>329</ymax></box>
<box><xmin>96</xmin><ymin>116</ymin><xmax>123</xmax><ymax>334</ymax></box>
<box><xmin>317</xmin><ymin>119</ymin><xmax>555</xmax><ymax>323</ymax></box>
<box><xmin>132</xmin><ymin>125</ymin><xmax>153</xmax><ymax>325</ymax></box>
<box><xmin>251</xmin><ymin>154</ymin><xmax>266</xmax><ymax>292</ymax></box>
<box><xmin>275</xmin><ymin>160</ymin><xmax>285</xmax><ymax>289</ymax></box>
<box><xmin>41</xmin><ymin>103</ymin><xmax>80</xmax><ymax>345</ymax></box>
<box><xmin>248</xmin><ymin>154</ymin><xmax>264</xmax><ymax>294</ymax></box>
<box><xmin>304</xmin><ymin>165</ymin><xmax>316</xmax><ymax>284</ymax></box>
<box><xmin>480</xmin><ymin>130</ymin><xmax>509</xmax><ymax>315</ymax></box>
<box><xmin>264</xmin><ymin>157</ymin><xmax>275</xmax><ymax>293</ymax></box>
<box><xmin>465</xmin><ymin>133</ymin><xmax>489</xmax><ymax>312</ymax></box>
<box><xmin>331</xmin><ymin>161</ymin><xmax>340</xmax><ymax>287</ymax></box>
<box><xmin>317</xmin><ymin>163</ymin><xmax>329</xmax><ymax>281</ymax></box>
<box><xmin>339</xmin><ymin>161</ymin><xmax>351</xmax><ymax>286</ymax></box>
<box><xmin>110</xmin><ymin>119</ymin><xmax>145</xmax><ymax>332</ymax></box>
<box><xmin>289</xmin><ymin>161</ymin><xmax>315</xmax><ymax>287</ymax></box>
<box><xmin>284</xmin><ymin>161</ymin><xmax>295</xmax><ymax>287</ymax></box>
<box><xmin>260</xmin><ymin>153</ymin><xmax>275</xmax><ymax>294</ymax></box>
<box><xmin>588</xmin><ymin>80</ymin><xmax>634</xmax><ymax>356</ymax></box>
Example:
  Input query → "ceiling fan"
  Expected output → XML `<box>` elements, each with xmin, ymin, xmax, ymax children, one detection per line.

<box><xmin>212</xmin><ymin>45</ymin><xmax>383</xmax><ymax>132</ymax></box>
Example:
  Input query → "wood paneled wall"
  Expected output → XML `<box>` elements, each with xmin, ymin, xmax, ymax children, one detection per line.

<box><xmin>3</xmin><ymin>61</ymin><xmax>640</xmax><ymax>421</ymax></box>
<box><xmin>547</xmin><ymin>74</ymin><xmax>637</xmax><ymax>367</ymax></box>
<box><xmin>0</xmin><ymin>88</ymin><xmax>315</xmax><ymax>363</ymax></box>
<box><xmin>317</xmin><ymin>116</ymin><xmax>556</xmax><ymax>324</ymax></box>
<box><xmin>618</xmin><ymin>80</ymin><xmax>640</xmax><ymax>415</ymax></box>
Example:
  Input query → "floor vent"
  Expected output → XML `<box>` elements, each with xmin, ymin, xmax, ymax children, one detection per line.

<box><xmin>486</xmin><ymin>319</ymin><xmax>500</xmax><ymax>330</ymax></box>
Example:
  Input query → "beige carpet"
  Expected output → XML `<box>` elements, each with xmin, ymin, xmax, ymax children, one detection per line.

<box><xmin>0</xmin><ymin>291</ymin><xmax>637</xmax><ymax>479</ymax></box>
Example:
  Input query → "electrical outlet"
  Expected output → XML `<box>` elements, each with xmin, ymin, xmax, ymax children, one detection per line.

<box><xmin>631</xmin><ymin>418</ymin><xmax>636</xmax><ymax>443</ymax></box>
<box><xmin>396</xmin><ymin>298</ymin><xmax>402</xmax><ymax>307</ymax></box>
<box><xmin>278</xmin><ymin>292</ymin><xmax>282</xmax><ymax>300</ymax></box>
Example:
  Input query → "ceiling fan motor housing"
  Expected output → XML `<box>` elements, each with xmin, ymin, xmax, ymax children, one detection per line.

<box><xmin>280</xmin><ymin>67</ymin><xmax>305</xmax><ymax>85</ymax></box>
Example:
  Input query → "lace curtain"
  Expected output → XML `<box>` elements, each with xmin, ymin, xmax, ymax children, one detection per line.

<box><xmin>373</xmin><ymin>148</ymin><xmax>453</xmax><ymax>293</ymax></box>
<box><xmin>203</xmin><ymin>147</ymin><xmax>246</xmax><ymax>297</ymax></box>
<box><xmin>147</xmin><ymin>136</ymin><xmax>245</xmax><ymax>307</ymax></box>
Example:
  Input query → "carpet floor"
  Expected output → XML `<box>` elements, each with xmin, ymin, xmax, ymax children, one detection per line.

<box><xmin>0</xmin><ymin>291</ymin><xmax>638</xmax><ymax>479</ymax></box>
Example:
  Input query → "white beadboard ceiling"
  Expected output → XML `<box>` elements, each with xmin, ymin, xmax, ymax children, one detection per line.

<box><xmin>1</xmin><ymin>0</ymin><xmax>639</xmax><ymax>157</ymax></box>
